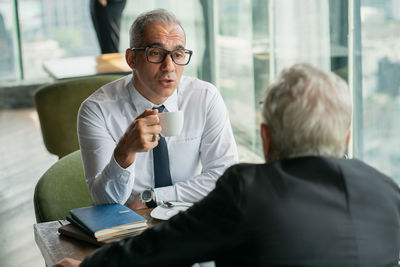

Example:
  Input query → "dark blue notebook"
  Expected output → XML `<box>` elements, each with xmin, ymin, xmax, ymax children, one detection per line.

<box><xmin>69</xmin><ymin>204</ymin><xmax>147</xmax><ymax>241</ymax></box>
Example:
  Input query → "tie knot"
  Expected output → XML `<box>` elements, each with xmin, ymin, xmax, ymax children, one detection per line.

<box><xmin>152</xmin><ymin>105</ymin><xmax>165</xmax><ymax>113</ymax></box>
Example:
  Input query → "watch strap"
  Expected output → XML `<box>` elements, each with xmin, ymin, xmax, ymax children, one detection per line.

<box><xmin>145</xmin><ymin>197</ymin><xmax>157</xmax><ymax>208</ymax></box>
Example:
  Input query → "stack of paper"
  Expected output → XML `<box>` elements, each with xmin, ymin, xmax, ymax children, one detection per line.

<box><xmin>65</xmin><ymin>204</ymin><xmax>147</xmax><ymax>242</ymax></box>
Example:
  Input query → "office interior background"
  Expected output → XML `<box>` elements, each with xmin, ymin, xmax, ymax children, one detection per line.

<box><xmin>0</xmin><ymin>0</ymin><xmax>399</xmax><ymax>266</ymax></box>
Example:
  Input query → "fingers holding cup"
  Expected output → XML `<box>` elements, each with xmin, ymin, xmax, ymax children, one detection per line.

<box><xmin>152</xmin><ymin>133</ymin><xmax>160</xmax><ymax>142</ymax></box>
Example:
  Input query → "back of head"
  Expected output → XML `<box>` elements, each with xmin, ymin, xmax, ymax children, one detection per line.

<box><xmin>129</xmin><ymin>9</ymin><xmax>184</xmax><ymax>48</ymax></box>
<box><xmin>262</xmin><ymin>63</ymin><xmax>352</xmax><ymax>159</ymax></box>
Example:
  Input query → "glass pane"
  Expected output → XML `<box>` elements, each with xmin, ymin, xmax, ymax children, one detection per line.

<box><xmin>0</xmin><ymin>0</ymin><xmax>18</xmax><ymax>81</ymax></box>
<box><xmin>216</xmin><ymin>0</ymin><xmax>265</xmax><ymax>162</ymax></box>
<box><xmin>216</xmin><ymin>0</ymin><xmax>350</xmax><ymax>163</ymax></box>
<box><xmin>357</xmin><ymin>0</ymin><xmax>400</xmax><ymax>182</ymax></box>
<box><xmin>18</xmin><ymin>0</ymin><xmax>99</xmax><ymax>80</ymax></box>
<box><xmin>271</xmin><ymin>0</ymin><xmax>350</xmax><ymax>149</ymax></box>
<box><xmin>273</xmin><ymin>0</ymin><xmax>345</xmax><ymax>74</ymax></box>
<box><xmin>252</xmin><ymin>0</ymin><xmax>270</xmax><ymax>160</ymax></box>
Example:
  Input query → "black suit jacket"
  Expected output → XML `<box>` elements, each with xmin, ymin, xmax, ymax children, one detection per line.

<box><xmin>80</xmin><ymin>157</ymin><xmax>400</xmax><ymax>267</ymax></box>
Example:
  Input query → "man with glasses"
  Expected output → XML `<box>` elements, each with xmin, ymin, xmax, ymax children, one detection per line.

<box><xmin>77</xmin><ymin>9</ymin><xmax>238</xmax><ymax>210</ymax></box>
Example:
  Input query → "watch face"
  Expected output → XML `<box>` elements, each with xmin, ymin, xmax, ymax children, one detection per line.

<box><xmin>142</xmin><ymin>190</ymin><xmax>152</xmax><ymax>201</ymax></box>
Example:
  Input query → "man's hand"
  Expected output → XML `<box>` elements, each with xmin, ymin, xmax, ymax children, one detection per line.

<box><xmin>127</xmin><ymin>195</ymin><xmax>147</xmax><ymax>210</ymax></box>
<box><xmin>98</xmin><ymin>0</ymin><xmax>107</xmax><ymax>6</ymax></box>
<box><xmin>114</xmin><ymin>109</ymin><xmax>161</xmax><ymax>168</ymax></box>
<box><xmin>55</xmin><ymin>258</ymin><xmax>81</xmax><ymax>267</ymax></box>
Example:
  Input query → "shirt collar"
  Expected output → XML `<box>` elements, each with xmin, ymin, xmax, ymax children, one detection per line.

<box><xmin>129</xmin><ymin>81</ymin><xmax>153</xmax><ymax>112</ymax></box>
<box><xmin>129</xmin><ymin>80</ymin><xmax>179</xmax><ymax>113</ymax></box>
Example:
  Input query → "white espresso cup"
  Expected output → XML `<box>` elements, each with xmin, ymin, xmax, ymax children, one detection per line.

<box><xmin>158</xmin><ymin>110</ymin><xmax>184</xmax><ymax>137</ymax></box>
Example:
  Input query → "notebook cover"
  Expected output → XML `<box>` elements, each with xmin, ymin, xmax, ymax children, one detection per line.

<box><xmin>69</xmin><ymin>204</ymin><xmax>147</xmax><ymax>238</ymax></box>
<box><xmin>58</xmin><ymin>223</ymin><xmax>104</xmax><ymax>246</ymax></box>
<box><xmin>66</xmin><ymin>215</ymin><xmax>93</xmax><ymax>236</ymax></box>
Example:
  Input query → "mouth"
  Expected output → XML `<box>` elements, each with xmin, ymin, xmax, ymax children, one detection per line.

<box><xmin>159</xmin><ymin>78</ymin><xmax>175</xmax><ymax>87</ymax></box>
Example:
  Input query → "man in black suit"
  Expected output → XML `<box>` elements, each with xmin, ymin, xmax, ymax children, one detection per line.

<box><xmin>56</xmin><ymin>63</ymin><xmax>400</xmax><ymax>267</ymax></box>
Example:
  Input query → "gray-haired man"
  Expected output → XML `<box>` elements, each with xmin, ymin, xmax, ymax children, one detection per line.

<box><xmin>78</xmin><ymin>9</ymin><xmax>238</xmax><ymax>210</ymax></box>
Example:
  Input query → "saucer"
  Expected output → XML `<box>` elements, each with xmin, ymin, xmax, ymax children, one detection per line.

<box><xmin>150</xmin><ymin>202</ymin><xmax>193</xmax><ymax>220</ymax></box>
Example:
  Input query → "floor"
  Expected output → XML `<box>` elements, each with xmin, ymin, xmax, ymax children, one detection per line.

<box><xmin>0</xmin><ymin>108</ymin><xmax>57</xmax><ymax>267</ymax></box>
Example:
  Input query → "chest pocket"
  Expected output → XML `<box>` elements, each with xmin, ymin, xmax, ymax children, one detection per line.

<box><xmin>166</xmin><ymin>131</ymin><xmax>202</xmax><ymax>182</ymax></box>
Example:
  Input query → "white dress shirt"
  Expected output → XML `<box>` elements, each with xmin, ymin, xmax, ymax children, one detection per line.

<box><xmin>78</xmin><ymin>74</ymin><xmax>238</xmax><ymax>205</ymax></box>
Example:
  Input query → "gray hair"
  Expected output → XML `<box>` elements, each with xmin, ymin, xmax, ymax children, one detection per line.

<box><xmin>129</xmin><ymin>9</ymin><xmax>185</xmax><ymax>48</ymax></box>
<box><xmin>262</xmin><ymin>63</ymin><xmax>352</xmax><ymax>159</ymax></box>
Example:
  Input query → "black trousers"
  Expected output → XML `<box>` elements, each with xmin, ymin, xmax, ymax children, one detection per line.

<box><xmin>90</xmin><ymin>0</ymin><xmax>127</xmax><ymax>54</ymax></box>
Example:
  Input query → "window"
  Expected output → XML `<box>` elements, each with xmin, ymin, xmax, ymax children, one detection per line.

<box><xmin>1</xmin><ymin>0</ymin><xmax>400</xmax><ymax>182</ymax></box>
<box><xmin>212</xmin><ymin>0</ymin><xmax>400</xmax><ymax>182</ymax></box>
<box><xmin>214</xmin><ymin>0</ymin><xmax>264</xmax><ymax>162</ymax></box>
<box><xmin>0</xmin><ymin>0</ymin><xmax>18</xmax><ymax>80</ymax></box>
<box><xmin>356</xmin><ymin>0</ymin><xmax>400</xmax><ymax>183</ymax></box>
<box><xmin>1</xmin><ymin>0</ymin><xmax>205</xmax><ymax>81</ymax></box>
<box><xmin>214</xmin><ymin>0</ymin><xmax>350</xmax><ymax>162</ymax></box>
<box><xmin>17</xmin><ymin>0</ymin><xmax>99</xmax><ymax>80</ymax></box>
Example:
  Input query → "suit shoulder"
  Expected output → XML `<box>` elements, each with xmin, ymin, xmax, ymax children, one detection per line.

<box><xmin>221</xmin><ymin>163</ymin><xmax>266</xmax><ymax>184</ymax></box>
<box><xmin>228</xmin><ymin>162</ymin><xmax>264</xmax><ymax>172</ymax></box>
<box><xmin>339</xmin><ymin>158</ymin><xmax>399</xmax><ymax>191</ymax></box>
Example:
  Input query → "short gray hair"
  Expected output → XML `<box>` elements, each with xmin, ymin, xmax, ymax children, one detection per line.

<box><xmin>262</xmin><ymin>63</ymin><xmax>352</xmax><ymax>159</ymax></box>
<box><xmin>129</xmin><ymin>9</ymin><xmax>185</xmax><ymax>48</ymax></box>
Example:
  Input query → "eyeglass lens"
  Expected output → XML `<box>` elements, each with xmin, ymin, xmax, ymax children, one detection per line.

<box><xmin>147</xmin><ymin>47</ymin><xmax>190</xmax><ymax>65</ymax></box>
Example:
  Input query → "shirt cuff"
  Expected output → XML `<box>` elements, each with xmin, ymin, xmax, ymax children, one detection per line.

<box><xmin>108</xmin><ymin>153</ymin><xmax>134</xmax><ymax>182</ymax></box>
<box><xmin>154</xmin><ymin>185</ymin><xmax>177</xmax><ymax>205</ymax></box>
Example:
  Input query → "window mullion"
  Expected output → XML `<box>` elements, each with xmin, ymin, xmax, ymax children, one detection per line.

<box><xmin>12</xmin><ymin>0</ymin><xmax>23</xmax><ymax>80</ymax></box>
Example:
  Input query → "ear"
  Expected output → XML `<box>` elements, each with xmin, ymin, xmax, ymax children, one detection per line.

<box><xmin>261</xmin><ymin>123</ymin><xmax>272</xmax><ymax>162</ymax></box>
<box><xmin>125</xmin><ymin>48</ymin><xmax>135</xmax><ymax>70</ymax></box>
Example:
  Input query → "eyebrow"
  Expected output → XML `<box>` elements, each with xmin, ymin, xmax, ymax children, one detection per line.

<box><xmin>148</xmin><ymin>42</ymin><xmax>185</xmax><ymax>50</ymax></box>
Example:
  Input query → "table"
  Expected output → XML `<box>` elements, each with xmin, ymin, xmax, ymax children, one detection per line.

<box><xmin>34</xmin><ymin>208</ymin><xmax>159</xmax><ymax>267</ymax></box>
<box><xmin>43</xmin><ymin>53</ymin><xmax>131</xmax><ymax>80</ymax></box>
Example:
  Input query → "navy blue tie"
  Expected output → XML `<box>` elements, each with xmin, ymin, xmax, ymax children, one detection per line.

<box><xmin>152</xmin><ymin>105</ymin><xmax>172</xmax><ymax>188</ymax></box>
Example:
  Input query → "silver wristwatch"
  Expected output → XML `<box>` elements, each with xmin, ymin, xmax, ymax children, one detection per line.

<box><xmin>140</xmin><ymin>188</ymin><xmax>157</xmax><ymax>208</ymax></box>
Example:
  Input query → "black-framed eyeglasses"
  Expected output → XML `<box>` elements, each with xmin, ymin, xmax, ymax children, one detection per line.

<box><xmin>131</xmin><ymin>46</ymin><xmax>193</xmax><ymax>66</ymax></box>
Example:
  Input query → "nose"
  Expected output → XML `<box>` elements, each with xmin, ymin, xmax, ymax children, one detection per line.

<box><xmin>160</xmin><ymin>53</ymin><xmax>175</xmax><ymax>72</ymax></box>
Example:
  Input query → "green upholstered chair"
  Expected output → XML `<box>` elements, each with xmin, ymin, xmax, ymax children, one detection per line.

<box><xmin>34</xmin><ymin>150</ymin><xmax>93</xmax><ymax>223</ymax></box>
<box><xmin>34</xmin><ymin>75</ymin><xmax>123</xmax><ymax>158</ymax></box>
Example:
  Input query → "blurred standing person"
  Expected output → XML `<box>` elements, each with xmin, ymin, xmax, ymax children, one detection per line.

<box><xmin>90</xmin><ymin>0</ymin><xmax>127</xmax><ymax>53</ymax></box>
